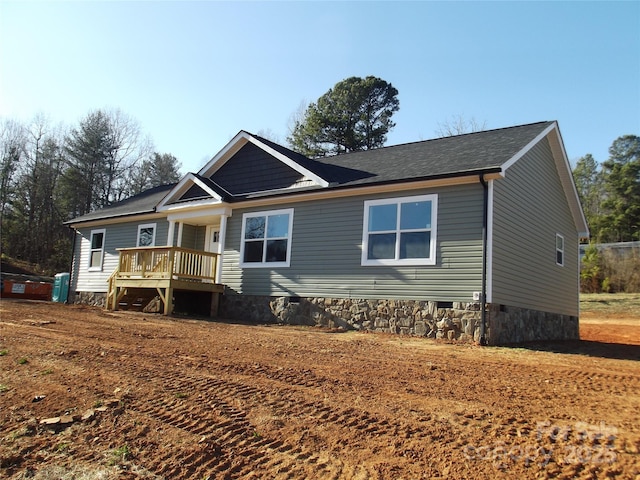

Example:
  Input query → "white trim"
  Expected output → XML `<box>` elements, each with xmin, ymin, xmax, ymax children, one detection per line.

<box><xmin>216</xmin><ymin>214</ymin><xmax>228</xmax><ymax>282</ymax></box>
<box><xmin>177</xmin><ymin>222</ymin><xmax>184</xmax><ymax>247</ymax></box>
<box><xmin>501</xmin><ymin>122</ymin><xmax>556</xmax><ymax>172</ymax></box>
<box><xmin>547</xmin><ymin>125</ymin><xmax>590</xmax><ymax>237</ymax></box>
<box><xmin>361</xmin><ymin>194</ymin><xmax>438</xmax><ymax>266</ymax></box>
<box><xmin>167</xmin><ymin>221</ymin><xmax>175</xmax><ymax>246</ymax></box>
<box><xmin>245</xmin><ymin>135</ymin><xmax>329</xmax><ymax>187</ymax></box>
<box><xmin>87</xmin><ymin>228</ymin><xmax>106</xmax><ymax>271</ymax></box>
<box><xmin>166</xmin><ymin>206</ymin><xmax>232</xmax><ymax>223</ymax></box>
<box><xmin>197</xmin><ymin>131</ymin><xmax>251</xmax><ymax>177</ymax></box>
<box><xmin>197</xmin><ymin>131</ymin><xmax>330</xmax><ymax>188</ymax></box>
<box><xmin>68</xmin><ymin>212</ymin><xmax>165</xmax><ymax>229</ymax></box>
<box><xmin>156</xmin><ymin>173</ymin><xmax>224</xmax><ymax>211</ymax></box>
<box><xmin>486</xmin><ymin>180</ymin><xmax>494</xmax><ymax>303</ymax></box>
<box><xmin>239</xmin><ymin>208</ymin><xmax>294</xmax><ymax>268</ymax></box>
<box><xmin>137</xmin><ymin>223</ymin><xmax>157</xmax><ymax>247</ymax></box>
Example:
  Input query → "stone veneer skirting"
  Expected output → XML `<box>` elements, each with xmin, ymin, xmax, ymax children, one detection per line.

<box><xmin>219</xmin><ymin>294</ymin><xmax>579</xmax><ymax>346</ymax></box>
<box><xmin>71</xmin><ymin>290</ymin><xmax>579</xmax><ymax>345</ymax></box>
<box><xmin>74</xmin><ymin>291</ymin><xmax>107</xmax><ymax>307</ymax></box>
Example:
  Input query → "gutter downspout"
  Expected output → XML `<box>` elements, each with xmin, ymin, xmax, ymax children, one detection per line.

<box><xmin>479</xmin><ymin>174</ymin><xmax>489</xmax><ymax>346</ymax></box>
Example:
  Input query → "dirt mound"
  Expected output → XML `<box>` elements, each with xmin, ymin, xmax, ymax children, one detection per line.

<box><xmin>1</xmin><ymin>300</ymin><xmax>638</xmax><ymax>479</ymax></box>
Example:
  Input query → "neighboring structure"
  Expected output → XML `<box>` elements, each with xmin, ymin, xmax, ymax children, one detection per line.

<box><xmin>66</xmin><ymin>121</ymin><xmax>588</xmax><ymax>345</ymax></box>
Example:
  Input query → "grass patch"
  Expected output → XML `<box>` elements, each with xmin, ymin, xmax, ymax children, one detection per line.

<box><xmin>580</xmin><ymin>293</ymin><xmax>640</xmax><ymax>316</ymax></box>
<box><xmin>175</xmin><ymin>392</ymin><xmax>188</xmax><ymax>399</ymax></box>
<box><xmin>17</xmin><ymin>357</ymin><xmax>28</xmax><ymax>365</ymax></box>
<box><xmin>0</xmin><ymin>384</ymin><xmax>8</xmax><ymax>393</ymax></box>
<box><xmin>42</xmin><ymin>368</ymin><xmax>54</xmax><ymax>375</ymax></box>
<box><xmin>110</xmin><ymin>444</ymin><xmax>131</xmax><ymax>465</ymax></box>
<box><xmin>0</xmin><ymin>349</ymin><xmax>8</xmax><ymax>356</ymax></box>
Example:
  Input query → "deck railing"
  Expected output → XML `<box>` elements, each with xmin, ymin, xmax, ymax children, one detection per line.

<box><xmin>116</xmin><ymin>246</ymin><xmax>219</xmax><ymax>283</ymax></box>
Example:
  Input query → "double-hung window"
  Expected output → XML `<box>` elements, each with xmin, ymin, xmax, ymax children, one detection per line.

<box><xmin>88</xmin><ymin>229</ymin><xmax>106</xmax><ymax>271</ymax></box>
<box><xmin>137</xmin><ymin>223</ymin><xmax>156</xmax><ymax>247</ymax></box>
<box><xmin>361</xmin><ymin>194</ymin><xmax>437</xmax><ymax>266</ymax></box>
<box><xmin>240</xmin><ymin>208</ymin><xmax>294</xmax><ymax>268</ymax></box>
<box><xmin>556</xmin><ymin>233</ymin><xmax>564</xmax><ymax>266</ymax></box>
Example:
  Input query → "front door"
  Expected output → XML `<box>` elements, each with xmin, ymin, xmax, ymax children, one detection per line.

<box><xmin>206</xmin><ymin>225</ymin><xmax>220</xmax><ymax>253</ymax></box>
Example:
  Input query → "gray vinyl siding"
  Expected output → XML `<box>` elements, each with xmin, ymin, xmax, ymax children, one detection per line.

<box><xmin>221</xmin><ymin>184</ymin><xmax>485</xmax><ymax>301</ymax></box>
<box><xmin>71</xmin><ymin>219</ymin><xmax>170</xmax><ymax>293</ymax></box>
<box><xmin>491</xmin><ymin>137</ymin><xmax>579</xmax><ymax>316</ymax></box>
<box><xmin>180</xmin><ymin>225</ymin><xmax>205</xmax><ymax>250</ymax></box>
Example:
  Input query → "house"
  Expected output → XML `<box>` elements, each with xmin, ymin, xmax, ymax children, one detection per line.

<box><xmin>66</xmin><ymin>121</ymin><xmax>588</xmax><ymax>345</ymax></box>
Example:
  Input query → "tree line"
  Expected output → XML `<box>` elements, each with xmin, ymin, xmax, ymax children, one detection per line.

<box><xmin>2</xmin><ymin>75</ymin><xmax>637</xmax><ymax>284</ymax></box>
<box><xmin>0</xmin><ymin>109</ymin><xmax>181</xmax><ymax>274</ymax></box>
<box><xmin>572</xmin><ymin>134</ymin><xmax>640</xmax><ymax>293</ymax></box>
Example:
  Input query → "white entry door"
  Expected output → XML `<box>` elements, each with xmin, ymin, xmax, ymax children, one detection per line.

<box><xmin>206</xmin><ymin>225</ymin><xmax>221</xmax><ymax>253</ymax></box>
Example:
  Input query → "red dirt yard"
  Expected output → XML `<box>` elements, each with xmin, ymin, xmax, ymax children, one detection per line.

<box><xmin>1</xmin><ymin>300</ymin><xmax>639</xmax><ymax>479</ymax></box>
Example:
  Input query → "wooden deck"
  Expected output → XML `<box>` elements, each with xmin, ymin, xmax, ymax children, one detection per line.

<box><xmin>107</xmin><ymin>246</ymin><xmax>224</xmax><ymax>315</ymax></box>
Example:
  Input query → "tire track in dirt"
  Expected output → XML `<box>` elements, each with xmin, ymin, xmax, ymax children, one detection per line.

<box><xmin>128</xmin><ymin>371</ymin><xmax>364</xmax><ymax>479</ymax></box>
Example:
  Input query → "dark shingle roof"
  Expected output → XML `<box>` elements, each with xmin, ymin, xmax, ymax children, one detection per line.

<box><xmin>65</xmin><ymin>183</ymin><xmax>175</xmax><ymax>225</ymax></box>
<box><xmin>68</xmin><ymin>121</ymin><xmax>554</xmax><ymax>223</ymax></box>
<box><xmin>314</xmin><ymin>121</ymin><xmax>553</xmax><ymax>187</ymax></box>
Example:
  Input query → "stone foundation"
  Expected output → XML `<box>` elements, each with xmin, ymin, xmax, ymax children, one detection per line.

<box><xmin>71</xmin><ymin>289</ymin><xmax>579</xmax><ymax>345</ymax></box>
<box><xmin>487</xmin><ymin>304</ymin><xmax>579</xmax><ymax>344</ymax></box>
<box><xmin>219</xmin><ymin>294</ymin><xmax>579</xmax><ymax>345</ymax></box>
<box><xmin>74</xmin><ymin>291</ymin><xmax>107</xmax><ymax>308</ymax></box>
<box><xmin>220</xmin><ymin>295</ymin><xmax>484</xmax><ymax>342</ymax></box>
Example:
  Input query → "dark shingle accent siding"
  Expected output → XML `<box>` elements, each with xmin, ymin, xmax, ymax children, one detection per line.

<box><xmin>211</xmin><ymin>143</ymin><xmax>305</xmax><ymax>195</ymax></box>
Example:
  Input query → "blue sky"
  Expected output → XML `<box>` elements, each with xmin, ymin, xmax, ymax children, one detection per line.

<box><xmin>1</xmin><ymin>1</ymin><xmax>639</xmax><ymax>174</ymax></box>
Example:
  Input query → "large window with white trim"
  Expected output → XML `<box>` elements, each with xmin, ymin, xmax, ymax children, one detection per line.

<box><xmin>137</xmin><ymin>223</ymin><xmax>157</xmax><ymax>247</ymax></box>
<box><xmin>240</xmin><ymin>209</ymin><xmax>294</xmax><ymax>268</ymax></box>
<box><xmin>88</xmin><ymin>229</ymin><xmax>106</xmax><ymax>271</ymax></box>
<box><xmin>361</xmin><ymin>194</ymin><xmax>438</xmax><ymax>266</ymax></box>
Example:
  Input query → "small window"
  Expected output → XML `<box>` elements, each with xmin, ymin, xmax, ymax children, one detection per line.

<box><xmin>556</xmin><ymin>233</ymin><xmax>565</xmax><ymax>266</ymax></box>
<box><xmin>88</xmin><ymin>229</ymin><xmax>106</xmax><ymax>271</ymax></box>
<box><xmin>362</xmin><ymin>194</ymin><xmax>438</xmax><ymax>266</ymax></box>
<box><xmin>137</xmin><ymin>223</ymin><xmax>156</xmax><ymax>247</ymax></box>
<box><xmin>240</xmin><ymin>209</ymin><xmax>294</xmax><ymax>268</ymax></box>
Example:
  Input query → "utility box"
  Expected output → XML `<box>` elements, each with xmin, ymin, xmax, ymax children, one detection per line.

<box><xmin>52</xmin><ymin>272</ymin><xmax>70</xmax><ymax>303</ymax></box>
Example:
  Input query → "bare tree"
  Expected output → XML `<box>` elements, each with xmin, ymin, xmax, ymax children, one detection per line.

<box><xmin>435</xmin><ymin>114</ymin><xmax>487</xmax><ymax>137</ymax></box>
<box><xmin>0</xmin><ymin>118</ymin><xmax>26</xmax><ymax>239</ymax></box>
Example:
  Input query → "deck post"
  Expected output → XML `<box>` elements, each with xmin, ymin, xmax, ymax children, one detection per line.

<box><xmin>163</xmin><ymin>286</ymin><xmax>173</xmax><ymax>315</ymax></box>
<box><xmin>111</xmin><ymin>285</ymin><xmax>119</xmax><ymax>311</ymax></box>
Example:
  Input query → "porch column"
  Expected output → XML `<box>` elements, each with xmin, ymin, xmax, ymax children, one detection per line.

<box><xmin>167</xmin><ymin>220</ymin><xmax>176</xmax><ymax>246</ymax></box>
<box><xmin>216</xmin><ymin>214</ymin><xmax>228</xmax><ymax>283</ymax></box>
<box><xmin>177</xmin><ymin>222</ymin><xmax>184</xmax><ymax>247</ymax></box>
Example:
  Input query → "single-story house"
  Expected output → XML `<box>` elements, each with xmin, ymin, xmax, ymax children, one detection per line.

<box><xmin>66</xmin><ymin>121</ymin><xmax>589</xmax><ymax>345</ymax></box>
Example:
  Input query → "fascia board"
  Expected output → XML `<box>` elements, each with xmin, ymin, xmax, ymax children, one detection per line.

<box><xmin>501</xmin><ymin>122</ymin><xmax>556</xmax><ymax>172</ymax></box>
<box><xmin>156</xmin><ymin>173</ymin><xmax>222</xmax><ymax>211</ymax></box>
<box><xmin>197</xmin><ymin>131</ymin><xmax>251</xmax><ymax>177</ymax></box>
<box><xmin>67</xmin><ymin>212</ymin><xmax>166</xmax><ymax>229</ymax></box>
<box><xmin>547</xmin><ymin>125</ymin><xmax>590</xmax><ymax>237</ymax></box>
<box><xmin>502</xmin><ymin>122</ymin><xmax>589</xmax><ymax>237</ymax></box>
<box><xmin>161</xmin><ymin>197</ymin><xmax>226</xmax><ymax>213</ymax></box>
<box><xmin>245</xmin><ymin>136</ymin><xmax>330</xmax><ymax>187</ymax></box>
<box><xmin>166</xmin><ymin>206</ymin><xmax>232</xmax><ymax>223</ymax></box>
<box><xmin>229</xmin><ymin>173</ymin><xmax>494</xmax><ymax>210</ymax></box>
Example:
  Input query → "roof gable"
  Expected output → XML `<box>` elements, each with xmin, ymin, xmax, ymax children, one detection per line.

<box><xmin>210</xmin><ymin>142</ymin><xmax>315</xmax><ymax>195</ymax></box>
<box><xmin>66</xmin><ymin>121</ymin><xmax>587</xmax><ymax>236</ymax></box>
<box><xmin>198</xmin><ymin>131</ymin><xmax>329</xmax><ymax>194</ymax></box>
<box><xmin>156</xmin><ymin>173</ymin><xmax>227</xmax><ymax>211</ymax></box>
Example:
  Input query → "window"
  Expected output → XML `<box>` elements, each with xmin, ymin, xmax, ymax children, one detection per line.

<box><xmin>240</xmin><ymin>209</ymin><xmax>294</xmax><ymax>267</ymax></box>
<box><xmin>137</xmin><ymin>223</ymin><xmax>156</xmax><ymax>247</ymax></box>
<box><xmin>556</xmin><ymin>233</ymin><xmax>564</xmax><ymax>266</ymax></box>
<box><xmin>88</xmin><ymin>229</ymin><xmax>106</xmax><ymax>271</ymax></box>
<box><xmin>362</xmin><ymin>194</ymin><xmax>438</xmax><ymax>266</ymax></box>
